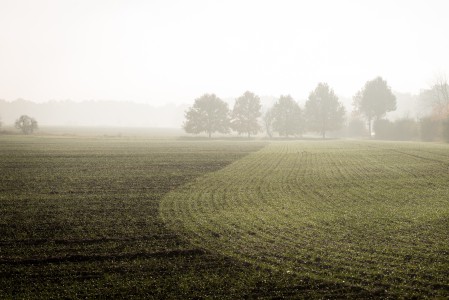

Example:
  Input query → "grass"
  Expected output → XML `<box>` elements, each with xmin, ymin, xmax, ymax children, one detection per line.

<box><xmin>161</xmin><ymin>140</ymin><xmax>449</xmax><ymax>298</ymax></box>
<box><xmin>1</xmin><ymin>136</ymin><xmax>448</xmax><ymax>298</ymax></box>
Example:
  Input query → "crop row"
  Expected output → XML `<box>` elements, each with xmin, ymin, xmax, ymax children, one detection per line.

<box><xmin>160</xmin><ymin>140</ymin><xmax>449</xmax><ymax>297</ymax></box>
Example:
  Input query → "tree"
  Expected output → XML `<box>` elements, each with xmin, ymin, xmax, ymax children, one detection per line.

<box><xmin>15</xmin><ymin>115</ymin><xmax>38</xmax><ymax>134</ymax></box>
<box><xmin>271</xmin><ymin>95</ymin><xmax>303</xmax><ymax>137</ymax></box>
<box><xmin>183</xmin><ymin>94</ymin><xmax>230</xmax><ymax>138</ymax></box>
<box><xmin>431</xmin><ymin>75</ymin><xmax>449</xmax><ymax>117</ymax></box>
<box><xmin>420</xmin><ymin>74</ymin><xmax>449</xmax><ymax>119</ymax></box>
<box><xmin>231</xmin><ymin>91</ymin><xmax>262</xmax><ymax>138</ymax></box>
<box><xmin>305</xmin><ymin>83</ymin><xmax>345</xmax><ymax>139</ymax></box>
<box><xmin>353</xmin><ymin>77</ymin><xmax>396</xmax><ymax>137</ymax></box>
<box><xmin>263</xmin><ymin>108</ymin><xmax>274</xmax><ymax>138</ymax></box>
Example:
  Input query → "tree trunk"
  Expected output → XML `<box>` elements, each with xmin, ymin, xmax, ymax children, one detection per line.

<box><xmin>208</xmin><ymin>131</ymin><xmax>211</xmax><ymax>139</ymax></box>
<box><xmin>248</xmin><ymin>132</ymin><xmax>250</xmax><ymax>139</ymax></box>
<box><xmin>322</xmin><ymin>131</ymin><xmax>326</xmax><ymax>139</ymax></box>
<box><xmin>368</xmin><ymin>117</ymin><xmax>372</xmax><ymax>138</ymax></box>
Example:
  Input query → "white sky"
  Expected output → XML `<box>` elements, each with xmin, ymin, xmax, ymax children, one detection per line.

<box><xmin>1</xmin><ymin>0</ymin><xmax>448</xmax><ymax>104</ymax></box>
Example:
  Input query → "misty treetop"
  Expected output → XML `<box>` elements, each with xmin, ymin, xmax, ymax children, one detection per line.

<box><xmin>353</xmin><ymin>77</ymin><xmax>396</xmax><ymax>137</ymax></box>
<box><xmin>271</xmin><ymin>95</ymin><xmax>303</xmax><ymax>137</ymax></box>
<box><xmin>15</xmin><ymin>115</ymin><xmax>38</xmax><ymax>134</ymax></box>
<box><xmin>231</xmin><ymin>91</ymin><xmax>262</xmax><ymax>138</ymax></box>
<box><xmin>183</xmin><ymin>92</ymin><xmax>263</xmax><ymax>138</ymax></box>
<box><xmin>183</xmin><ymin>79</ymin><xmax>400</xmax><ymax>139</ymax></box>
<box><xmin>305</xmin><ymin>83</ymin><xmax>345</xmax><ymax>139</ymax></box>
<box><xmin>183</xmin><ymin>94</ymin><xmax>230</xmax><ymax>138</ymax></box>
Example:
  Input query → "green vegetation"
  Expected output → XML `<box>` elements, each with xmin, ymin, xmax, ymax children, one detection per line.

<box><xmin>161</xmin><ymin>140</ymin><xmax>449</xmax><ymax>298</ymax></box>
<box><xmin>1</xmin><ymin>136</ymin><xmax>448</xmax><ymax>298</ymax></box>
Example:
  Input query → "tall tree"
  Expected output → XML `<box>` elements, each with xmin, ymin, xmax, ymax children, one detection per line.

<box><xmin>353</xmin><ymin>77</ymin><xmax>396</xmax><ymax>137</ymax></box>
<box><xmin>15</xmin><ymin>115</ymin><xmax>38</xmax><ymax>134</ymax></box>
<box><xmin>183</xmin><ymin>94</ymin><xmax>230</xmax><ymax>138</ymax></box>
<box><xmin>272</xmin><ymin>95</ymin><xmax>303</xmax><ymax>137</ymax></box>
<box><xmin>231</xmin><ymin>91</ymin><xmax>262</xmax><ymax>138</ymax></box>
<box><xmin>305</xmin><ymin>83</ymin><xmax>345</xmax><ymax>139</ymax></box>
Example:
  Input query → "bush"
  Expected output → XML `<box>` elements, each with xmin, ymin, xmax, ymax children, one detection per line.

<box><xmin>346</xmin><ymin>118</ymin><xmax>367</xmax><ymax>138</ymax></box>
<box><xmin>374</xmin><ymin>118</ymin><xmax>418</xmax><ymax>141</ymax></box>
<box><xmin>442</xmin><ymin>116</ymin><xmax>449</xmax><ymax>142</ymax></box>
<box><xmin>394</xmin><ymin>118</ymin><xmax>418</xmax><ymax>141</ymax></box>
<box><xmin>420</xmin><ymin>117</ymin><xmax>441</xmax><ymax>142</ymax></box>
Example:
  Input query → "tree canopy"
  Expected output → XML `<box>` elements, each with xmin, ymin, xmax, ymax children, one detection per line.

<box><xmin>272</xmin><ymin>95</ymin><xmax>303</xmax><ymax>137</ymax></box>
<box><xmin>183</xmin><ymin>94</ymin><xmax>230</xmax><ymax>138</ymax></box>
<box><xmin>353</xmin><ymin>77</ymin><xmax>396</xmax><ymax>137</ymax></box>
<box><xmin>305</xmin><ymin>83</ymin><xmax>345</xmax><ymax>139</ymax></box>
<box><xmin>15</xmin><ymin>115</ymin><xmax>38</xmax><ymax>134</ymax></box>
<box><xmin>231</xmin><ymin>91</ymin><xmax>262</xmax><ymax>138</ymax></box>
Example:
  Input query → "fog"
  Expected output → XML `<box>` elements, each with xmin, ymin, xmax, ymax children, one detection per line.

<box><xmin>1</xmin><ymin>0</ymin><xmax>448</xmax><ymax>127</ymax></box>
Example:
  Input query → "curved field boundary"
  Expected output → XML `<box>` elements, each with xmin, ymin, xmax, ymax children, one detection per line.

<box><xmin>160</xmin><ymin>141</ymin><xmax>449</xmax><ymax>297</ymax></box>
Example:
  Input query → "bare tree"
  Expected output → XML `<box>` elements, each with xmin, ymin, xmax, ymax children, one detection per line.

<box><xmin>430</xmin><ymin>74</ymin><xmax>449</xmax><ymax>117</ymax></box>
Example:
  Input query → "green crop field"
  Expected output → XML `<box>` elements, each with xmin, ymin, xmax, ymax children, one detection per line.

<box><xmin>161</xmin><ymin>140</ymin><xmax>449</xmax><ymax>298</ymax></box>
<box><xmin>1</xmin><ymin>136</ymin><xmax>449</xmax><ymax>298</ymax></box>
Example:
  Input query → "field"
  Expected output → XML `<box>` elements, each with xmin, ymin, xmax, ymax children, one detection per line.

<box><xmin>1</xmin><ymin>136</ymin><xmax>449</xmax><ymax>298</ymax></box>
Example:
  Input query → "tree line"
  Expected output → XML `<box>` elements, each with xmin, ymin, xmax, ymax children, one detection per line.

<box><xmin>184</xmin><ymin>77</ymin><xmax>396</xmax><ymax>139</ymax></box>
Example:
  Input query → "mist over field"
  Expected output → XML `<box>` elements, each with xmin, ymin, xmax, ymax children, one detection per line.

<box><xmin>1</xmin><ymin>0</ymin><xmax>449</xmax><ymax>299</ymax></box>
<box><xmin>0</xmin><ymin>99</ymin><xmax>188</xmax><ymax>128</ymax></box>
<box><xmin>0</xmin><ymin>93</ymin><xmax>422</xmax><ymax>129</ymax></box>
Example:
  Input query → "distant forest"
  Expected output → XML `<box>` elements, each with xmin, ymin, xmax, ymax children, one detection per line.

<box><xmin>0</xmin><ymin>99</ymin><xmax>188</xmax><ymax>128</ymax></box>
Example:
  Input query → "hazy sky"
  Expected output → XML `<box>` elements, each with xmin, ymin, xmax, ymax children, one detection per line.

<box><xmin>1</xmin><ymin>0</ymin><xmax>448</xmax><ymax>105</ymax></box>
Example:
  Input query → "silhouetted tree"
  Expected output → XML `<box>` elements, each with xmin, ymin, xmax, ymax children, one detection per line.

<box><xmin>272</xmin><ymin>95</ymin><xmax>303</xmax><ymax>137</ymax></box>
<box><xmin>231</xmin><ymin>91</ymin><xmax>262</xmax><ymax>138</ymax></box>
<box><xmin>305</xmin><ymin>83</ymin><xmax>345</xmax><ymax>139</ymax></box>
<box><xmin>183</xmin><ymin>94</ymin><xmax>230</xmax><ymax>138</ymax></box>
<box><xmin>15</xmin><ymin>115</ymin><xmax>38</xmax><ymax>134</ymax></box>
<box><xmin>353</xmin><ymin>77</ymin><xmax>396</xmax><ymax>137</ymax></box>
